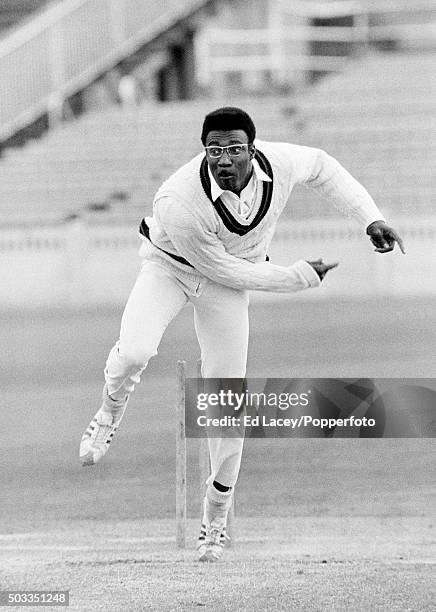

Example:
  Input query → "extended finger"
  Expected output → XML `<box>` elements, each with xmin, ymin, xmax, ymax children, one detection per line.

<box><xmin>384</xmin><ymin>227</ymin><xmax>406</xmax><ymax>254</ymax></box>
<box><xmin>393</xmin><ymin>233</ymin><xmax>406</xmax><ymax>254</ymax></box>
<box><xmin>381</xmin><ymin>230</ymin><xmax>406</xmax><ymax>254</ymax></box>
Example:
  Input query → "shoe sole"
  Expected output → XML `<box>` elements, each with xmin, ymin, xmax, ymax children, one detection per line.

<box><xmin>79</xmin><ymin>412</ymin><xmax>121</xmax><ymax>467</ymax></box>
<box><xmin>80</xmin><ymin>451</ymin><xmax>96</xmax><ymax>467</ymax></box>
<box><xmin>198</xmin><ymin>548</ymin><xmax>223</xmax><ymax>562</ymax></box>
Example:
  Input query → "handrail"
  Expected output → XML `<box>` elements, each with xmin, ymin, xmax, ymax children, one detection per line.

<box><xmin>0</xmin><ymin>0</ymin><xmax>435</xmax><ymax>144</ymax></box>
<box><xmin>0</xmin><ymin>0</ymin><xmax>88</xmax><ymax>57</ymax></box>
<box><xmin>206</xmin><ymin>23</ymin><xmax>436</xmax><ymax>44</ymax></box>
<box><xmin>284</xmin><ymin>0</ymin><xmax>436</xmax><ymax>18</ymax></box>
<box><xmin>0</xmin><ymin>0</ymin><xmax>212</xmax><ymax>142</ymax></box>
<box><xmin>201</xmin><ymin>18</ymin><xmax>436</xmax><ymax>76</ymax></box>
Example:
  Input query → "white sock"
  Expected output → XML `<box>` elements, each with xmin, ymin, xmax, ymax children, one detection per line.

<box><xmin>101</xmin><ymin>387</ymin><xmax>128</xmax><ymax>417</ymax></box>
<box><xmin>202</xmin><ymin>483</ymin><xmax>233</xmax><ymax>525</ymax></box>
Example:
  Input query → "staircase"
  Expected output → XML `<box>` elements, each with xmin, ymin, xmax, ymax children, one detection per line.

<box><xmin>0</xmin><ymin>97</ymin><xmax>303</xmax><ymax>225</ymax></box>
<box><xmin>0</xmin><ymin>52</ymin><xmax>434</xmax><ymax>226</ymax></box>
<box><xmin>290</xmin><ymin>52</ymin><xmax>436</xmax><ymax>219</ymax></box>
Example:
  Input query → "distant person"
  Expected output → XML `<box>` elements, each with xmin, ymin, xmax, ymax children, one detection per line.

<box><xmin>118</xmin><ymin>74</ymin><xmax>140</xmax><ymax>109</ymax></box>
<box><xmin>79</xmin><ymin>106</ymin><xmax>405</xmax><ymax>562</ymax></box>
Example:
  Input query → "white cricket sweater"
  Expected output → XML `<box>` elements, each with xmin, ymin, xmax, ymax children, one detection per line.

<box><xmin>139</xmin><ymin>139</ymin><xmax>385</xmax><ymax>293</ymax></box>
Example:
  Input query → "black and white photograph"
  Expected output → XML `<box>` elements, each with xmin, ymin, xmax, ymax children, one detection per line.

<box><xmin>0</xmin><ymin>1</ymin><xmax>435</xmax><ymax>610</ymax></box>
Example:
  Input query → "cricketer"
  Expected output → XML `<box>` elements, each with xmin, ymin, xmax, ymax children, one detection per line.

<box><xmin>80</xmin><ymin>106</ymin><xmax>404</xmax><ymax>562</ymax></box>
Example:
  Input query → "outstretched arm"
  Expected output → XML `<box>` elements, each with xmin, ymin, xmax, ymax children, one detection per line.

<box><xmin>157</xmin><ymin>199</ymin><xmax>323</xmax><ymax>293</ymax></box>
<box><xmin>288</xmin><ymin>145</ymin><xmax>406</xmax><ymax>254</ymax></box>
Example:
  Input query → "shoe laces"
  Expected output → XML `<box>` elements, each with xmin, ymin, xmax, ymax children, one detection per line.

<box><xmin>209</xmin><ymin>527</ymin><xmax>221</xmax><ymax>546</ymax></box>
<box><xmin>95</xmin><ymin>424</ymin><xmax>113</xmax><ymax>444</ymax></box>
<box><xmin>208</xmin><ymin>521</ymin><xmax>229</xmax><ymax>547</ymax></box>
<box><xmin>93</xmin><ymin>411</ymin><xmax>115</xmax><ymax>444</ymax></box>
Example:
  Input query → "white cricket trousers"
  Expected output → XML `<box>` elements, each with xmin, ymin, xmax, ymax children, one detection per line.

<box><xmin>105</xmin><ymin>260</ymin><xmax>248</xmax><ymax>488</ymax></box>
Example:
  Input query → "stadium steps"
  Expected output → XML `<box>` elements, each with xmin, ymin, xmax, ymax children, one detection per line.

<box><xmin>288</xmin><ymin>52</ymin><xmax>436</xmax><ymax>219</ymax></box>
<box><xmin>0</xmin><ymin>98</ymin><xmax>303</xmax><ymax>223</ymax></box>
<box><xmin>0</xmin><ymin>52</ymin><xmax>435</xmax><ymax>224</ymax></box>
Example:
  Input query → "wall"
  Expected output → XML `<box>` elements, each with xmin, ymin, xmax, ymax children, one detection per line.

<box><xmin>0</xmin><ymin>216</ymin><xmax>433</xmax><ymax>309</ymax></box>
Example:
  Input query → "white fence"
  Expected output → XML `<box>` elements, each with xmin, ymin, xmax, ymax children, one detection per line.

<box><xmin>0</xmin><ymin>217</ymin><xmax>433</xmax><ymax>308</ymax></box>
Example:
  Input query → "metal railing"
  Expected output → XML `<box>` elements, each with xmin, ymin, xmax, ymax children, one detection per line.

<box><xmin>196</xmin><ymin>0</ymin><xmax>436</xmax><ymax>85</ymax></box>
<box><xmin>199</xmin><ymin>22</ymin><xmax>436</xmax><ymax>74</ymax></box>
<box><xmin>284</xmin><ymin>0</ymin><xmax>436</xmax><ymax>18</ymax></box>
<box><xmin>0</xmin><ymin>0</ymin><xmax>211</xmax><ymax>142</ymax></box>
<box><xmin>0</xmin><ymin>0</ymin><xmax>435</xmax><ymax>142</ymax></box>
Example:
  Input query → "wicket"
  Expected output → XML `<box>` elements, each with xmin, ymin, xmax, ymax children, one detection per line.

<box><xmin>175</xmin><ymin>359</ymin><xmax>235</xmax><ymax>549</ymax></box>
<box><xmin>175</xmin><ymin>360</ymin><xmax>187</xmax><ymax>548</ymax></box>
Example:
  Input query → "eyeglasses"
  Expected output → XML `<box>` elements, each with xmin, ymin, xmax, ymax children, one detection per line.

<box><xmin>205</xmin><ymin>144</ymin><xmax>249</xmax><ymax>158</ymax></box>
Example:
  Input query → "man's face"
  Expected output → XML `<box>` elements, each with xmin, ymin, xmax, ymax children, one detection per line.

<box><xmin>205</xmin><ymin>129</ymin><xmax>255</xmax><ymax>195</ymax></box>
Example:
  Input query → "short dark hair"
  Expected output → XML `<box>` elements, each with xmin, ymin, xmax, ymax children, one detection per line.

<box><xmin>201</xmin><ymin>107</ymin><xmax>256</xmax><ymax>145</ymax></box>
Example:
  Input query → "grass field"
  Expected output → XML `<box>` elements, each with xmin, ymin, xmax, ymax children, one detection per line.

<box><xmin>0</xmin><ymin>297</ymin><xmax>435</xmax><ymax>611</ymax></box>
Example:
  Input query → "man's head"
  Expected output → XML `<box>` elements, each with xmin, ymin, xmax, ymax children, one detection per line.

<box><xmin>201</xmin><ymin>107</ymin><xmax>256</xmax><ymax>195</ymax></box>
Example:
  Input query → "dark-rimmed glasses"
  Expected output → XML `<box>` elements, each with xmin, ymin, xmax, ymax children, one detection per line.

<box><xmin>205</xmin><ymin>144</ymin><xmax>249</xmax><ymax>158</ymax></box>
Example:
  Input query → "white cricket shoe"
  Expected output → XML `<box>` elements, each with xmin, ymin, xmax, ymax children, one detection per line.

<box><xmin>197</xmin><ymin>519</ymin><xmax>230</xmax><ymax>562</ymax></box>
<box><xmin>80</xmin><ymin>385</ymin><xmax>128</xmax><ymax>466</ymax></box>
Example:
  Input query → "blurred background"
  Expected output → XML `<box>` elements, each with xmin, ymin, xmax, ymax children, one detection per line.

<box><xmin>0</xmin><ymin>0</ymin><xmax>434</xmax><ymax>307</ymax></box>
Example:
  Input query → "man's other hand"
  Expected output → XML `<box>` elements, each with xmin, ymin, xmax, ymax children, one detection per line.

<box><xmin>306</xmin><ymin>259</ymin><xmax>339</xmax><ymax>281</ymax></box>
<box><xmin>366</xmin><ymin>220</ymin><xmax>405</xmax><ymax>254</ymax></box>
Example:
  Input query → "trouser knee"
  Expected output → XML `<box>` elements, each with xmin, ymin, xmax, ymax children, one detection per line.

<box><xmin>104</xmin><ymin>342</ymin><xmax>157</xmax><ymax>399</ymax></box>
<box><xmin>118</xmin><ymin>345</ymin><xmax>157</xmax><ymax>370</ymax></box>
<box><xmin>202</xmin><ymin>363</ymin><xmax>246</xmax><ymax>378</ymax></box>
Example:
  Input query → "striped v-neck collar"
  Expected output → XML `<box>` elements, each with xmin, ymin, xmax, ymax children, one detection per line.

<box><xmin>200</xmin><ymin>148</ymin><xmax>274</xmax><ymax>236</ymax></box>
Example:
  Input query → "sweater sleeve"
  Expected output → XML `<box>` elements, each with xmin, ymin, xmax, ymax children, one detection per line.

<box><xmin>285</xmin><ymin>145</ymin><xmax>385</xmax><ymax>227</ymax></box>
<box><xmin>158</xmin><ymin>197</ymin><xmax>320</xmax><ymax>292</ymax></box>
